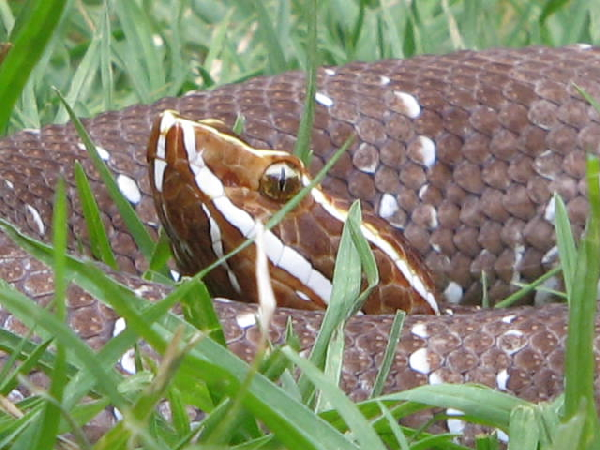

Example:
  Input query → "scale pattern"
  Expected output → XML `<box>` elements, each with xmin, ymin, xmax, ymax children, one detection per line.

<box><xmin>1</xmin><ymin>45</ymin><xmax>600</xmax><ymax>441</ymax></box>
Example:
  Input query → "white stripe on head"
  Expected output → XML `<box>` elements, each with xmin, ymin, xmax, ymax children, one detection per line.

<box><xmin>153</xmin><ymin>159</ymin><xmax>166</xmax><ymax>192</ymax></box>
<box><xmin>305</xmin><ymin>176</ymin><xmax>438</xmax><ymax>314</ymax></box>
<box><xmin>175</xmin><ymin>116</ymin><xmax>333</xmax><ymax>304</ymax></box>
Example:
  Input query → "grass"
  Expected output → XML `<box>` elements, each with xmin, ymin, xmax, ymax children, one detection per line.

<box><xmin>0</xmin><ymin>1</ymin><xmax>599</xmax><ymax>449</ymax></box>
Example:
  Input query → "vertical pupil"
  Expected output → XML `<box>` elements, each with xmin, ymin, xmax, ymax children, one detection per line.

<box><xmin>278</xmin><ymin>165</ymin><xmax>286</xmax><ymax>192</ymax></box>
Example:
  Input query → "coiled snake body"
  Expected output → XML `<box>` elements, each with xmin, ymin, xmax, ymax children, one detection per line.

<box><xmin>1</xmin><ymin>45</ymin><xmax>600</xmax><ymax>438</ymax></box>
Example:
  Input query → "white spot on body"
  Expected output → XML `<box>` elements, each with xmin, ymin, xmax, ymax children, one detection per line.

<box><xmin>96</xmin><ymin>146</ymin><xmax>110</xmax><ymax>161</ymax></box>
<box><xmin>236</xmin><ymin>313</ymin><xmax>256</xmax><ymax>329</ymax></box>
<box><xmin>443</xmin><ymin>282</ymin><xmax>463</xmax><ymax>304</ymax></box>
<box><xmin>117</xmin><ymin>174</ymin><xmax>142</xmax><ymax>204</ymax></box>
<box><xmin>415</xmin><ymin>135</ymin><xmax>436</xmax><ymax>168</ymax></box>
<box><xmin>315</xmin><ymin>92</ymin><xmax>333</xmax><ymax>107</ymax></box>
<box><xmin>6</xmin><ymin>389</ymin><xmax>25</xmax><ymax>403</ymax></box>
<box><xmin>501</xmin><ymin>315</ymin><xmax>516</xmax><ymax>324</ymax></box>
<box><xmin>421</xmin><ymin>205</ymin><xmax>438</xmax><ymax>228</ymax></box>
<box><xmin>496</xmin><ymin>430</ymin><xmax>509</xmax><ymax>443</ymax></box>
<box><xmin>25</xmin><ymin>204</ymin><xmax>45</xmax><ymax>235</ymax></box>
<box><xmin>113</xmin><ymin>407</ymin><xmax>123</xmax><ymax>421</ymax></box>
<box><xmin>112</xmin><ymin>317</ymin><xmax>127</xmax><ymax>337</ymax></box>
<box><xmin>379</xmin><ymin>194</ymin><xmax>399</xmax><ymax>219</ymax></box>
<box><xmin>4</xmin><ymin>180</ymin><xmax>14</xmax><ymax>189</ymax></box>
<box><xmin>511</xmin><ymin>245</ymin><xmax>525</xmax><ymax>284</ymax></box>
<box><xmin>393</xmin><ymin>91</ymin><xmax>421</xmax><ymax>119</ymax></box>
<box><xmin>496</xmin><ymin>369</ymin><xmax>509</xmax><ymax>390</ymax></box>
<box><xmin>379</xmin><ymin>75</ymin><xmax>390</xmax><ymax>85</ymax></box>
<box><xmin>501</xmin><ymin>329</ymin><xmax>526</xmax><ymax>355</ymax></box>
<box><xmin>23</xmin><ymin>128</ymin><xmax>41</xmax><ymax>136</ymax></box>
<box><xmin>544</xmin><ymin>197</ymin><xmax>556</xmax><ymax>222</ymax></box>
<box><xmin>411</xmin><ymin>323</ymin><xmax>429</xmax><ymax>338</ymax></box>
<box><xmin>504</xmin><ymin>329</ymin><xmax>524</xmax><ymax>337</ymax></box>
<box><xmin>408</xmin><ymin>347</ymin><xmax>431</xmax><ymax>375</ymax></box>
<box><xmin>77</xmin><ymin>142</ymin><xmax>110</xmax><ymax>161</ymax></box>
<box><xmin>170</xmin><ymin>269</ymin><xmax>181</xmax><ymax>281</ymax></box>
<box><xmin>428</xmin><ymin>372</ymin><xmax>444</xmax><ymax>385</ymax></box>
<box><xmin>541</xmin><ymin>245</ymin><xmax>558</xmax><ymax>264</ymax></box>
<box><xmin>534</xmin><ymin>276</ymin><xmax>560</xmax><ymax>306</ymax></box>
<box><xmin>119</xmin><ymin>348</ymin><xmax>136</xmax><ymax>375</ymax></box>
<box><xmin>446</xmin><ymin>408</ymin><xmax>466</xmax><ymax>435</ymax></box>
<box><xmin>8</xmin><ymin>389</ymin><xmax>24</xmax><ymax>403</ymax></box>
<box><xmin>576</xmin><ymin>43</ymin><xmax>593</xmax><ymax>50</ymax></box>
<box><xmin>134</xmin><ymin>285</ymin><xmax>153</xmax><ymax>297</ymax></box>
<box><xmin>324</xmin><ymin>68</ymin><xmax>336</xmax><ymax>76</ymax></box>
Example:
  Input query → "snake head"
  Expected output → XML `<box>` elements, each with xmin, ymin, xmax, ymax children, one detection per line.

<box><xmin>147</xmin><ymin>110</ymin><xmax>438</xmax><ymax>315</ymax></box>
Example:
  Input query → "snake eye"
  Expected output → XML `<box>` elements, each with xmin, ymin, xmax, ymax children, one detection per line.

<box><xmin>259</xmin><ymin>162</ymin><xmax>303</xmax><ymax>201</ymax></box>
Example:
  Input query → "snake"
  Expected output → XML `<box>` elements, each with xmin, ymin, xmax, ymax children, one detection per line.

<box><xmin>1</xmin><ymin>44</ymin><xmax>600</xmax><ymax>441</ymax></box>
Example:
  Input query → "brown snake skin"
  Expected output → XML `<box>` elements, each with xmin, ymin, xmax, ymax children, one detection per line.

<box><xmin>2</xmin><ymin>45</ymin><xmax>600</xmax><ymax>439</ymax></box>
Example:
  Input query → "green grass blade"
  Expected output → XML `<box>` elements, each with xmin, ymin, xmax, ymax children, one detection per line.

<box><xmin>293</xmin><ymin>0</ymin><xmax>317</xmax><ymax>165</ymax></box>
<box><xmin>563</xmin><ymin>156</ymin><xmax>600</xmax><ymax>447</ymax></box>
<box><xmin>507</xmin><ymin>405</ymin><xmax>539</xmax><ymax>450</ymax></box>
<box><xmin>283</xmin><ymin>345</ymin><xmax>386</xmax><ymax>450</ymax></box>
<box><xmin>55</xmin><ymin>89</ymin><xmax>155</xmax><ymax>258</ymax></box>
<box><xmin>0</xmin><ymin>216</ymin><xmax>363</xmax><ymax>450</ymax></box>
<box><xmin>371</xmin><ymin>310</ymin><xmax>405</xmax><ymax>398</ymax></box>
<box><xmin>34</xmin><ymin>179</ymin><xmax>69</xmax><ymax>449</ymax></box>
<box><xmin>0</xmin><ymin>0</ymin><xmax>67</xmax><ymax>133</ymax></box>
<box><xmin>299</xmin><ymin>201</ymin><xmax>378</xmax><ymax>404</ymax></box>
<box><xmin>113</xmin><ymin>0</ymin><xmax>165</xmax><ymax>101</ymax></box>
<box><xmin>53</xmin><ymin>36</ymin><xmax>101</xmax><ymax>124</ymax></box>
<box><xmin>553</xmin><ymin>194</ymin><xmax>577</xmax><ymax>296</ymax></box>
<box><xmin>379</xmin><ymin>384</ymin><xmax>528</xmax><ymax>431</ymax></box>
<box><xmin>100</xmin><ymin>1</ymin><xmax>114</xmax><ymax>112</ymax></box>
<box><xmin>250</xmin><ymin>0</ymin><xmax>287</xmax><ymax>73</ymax></box>
<box><xmin>73</xmin><ymin>162</ymin><xmax>119</xmax><ymax>269</ymax></box>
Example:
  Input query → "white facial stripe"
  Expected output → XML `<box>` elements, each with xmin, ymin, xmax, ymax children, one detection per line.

<box><xmin>211</xmin><ymin>192</ymin><xmax>333</xmax><ymax>302</ymax></box>
<box><xmin>308</xmin><ymin>182</ymin><xmax>438</xmax><ymax>314</ymax></box>
<box><xmin>157</xmin><ymin>133</ymin><xmax>166</xmax><ymax>159</ymax></box>
<box><xmin>200</xmin><ymin>204</ymin><xmax>241</xmax><ymax>293</ymax></box>
<box><xmin>176</xmin><ymin>118</ymin><xmax>332</xmax><ymax>303</ymax></box>
<box><xmin>180</xmin><ymin>120</ymin><xmax>197</xmax><ymax>163</ymax></box>
<box><xmin>160</xmin><ymin>110</ymin><xmax>178</xmax><ymax>133</ymax></box>
<box><xmin>227</xmin><ymin>269</ymin><xmax>242</xmax><ymax>293</ymax></box>
<box><xmin>304</xmin><ymin>268</ymin><xmax>332</xmax><ymax>302</ymax></box>
<box><xmin>193</xmin><ymin>165</ymin><xmax>225</xmax><ymax>198</ymax></box>
<box><xmin>212</xmin><ymin>195</ymin><xmax>256</xmax><ymax>238</ymax></box>
<box><xmin>153</xmin><ymin>159</ymin><xmax>166</xmax><ymax>192</ymax></box>
<box><xmin>201</xmin><ymin>204</ymin><xmax>224</xmax><ymax>257</ymax></box>
<box><xmin>264</xmin><ymin>229</ymin><xmax>285</xmax><ymax>265</ymax></box>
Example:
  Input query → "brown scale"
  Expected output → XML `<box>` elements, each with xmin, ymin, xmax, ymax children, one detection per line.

<box><xmin>147</xmin><ymin>112</ymin><xmax>437</xmax><ymax>315</ymax></box>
